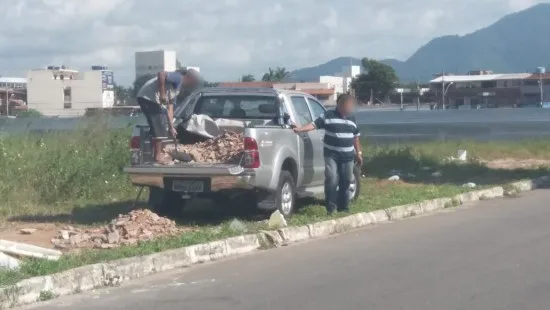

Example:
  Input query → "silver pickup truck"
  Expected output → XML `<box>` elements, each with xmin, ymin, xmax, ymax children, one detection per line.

<box><xmin>124</xmin><ymin>87</ymin><xmax>361</xmax><ymax>217</ymax></box>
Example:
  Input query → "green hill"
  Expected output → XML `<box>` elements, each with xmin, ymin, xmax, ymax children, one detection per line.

<box><xmin>290</xmin><ymin>3</ymin><xmax>550</xmax><ymax>82</ymax></box>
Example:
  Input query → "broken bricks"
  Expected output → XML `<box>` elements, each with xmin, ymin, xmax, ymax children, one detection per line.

<box><xmin>164</xmin><ymin>131</ymin><xmax>244</xmax><ymax>164</ymax></box>
<box><xmin>51</xmin><ymin>209</ymin><xmax>184</xmax><ymax>250</ymax></box>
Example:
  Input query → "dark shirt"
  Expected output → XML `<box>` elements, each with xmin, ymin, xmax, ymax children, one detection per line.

<box><xmin>313</xmin><ymin>109</ymin><xmax>360</xmax><ymax>162</ymax></box>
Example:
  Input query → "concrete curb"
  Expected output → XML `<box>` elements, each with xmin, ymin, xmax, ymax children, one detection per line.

<box><xmin>1</xmin><ymin>177</ymin><xmax>548</xmax><ymax>308</ymax></box>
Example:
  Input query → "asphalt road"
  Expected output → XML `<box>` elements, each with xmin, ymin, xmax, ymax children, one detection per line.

<box><xmin>24</xmin><ymin>190</ymin><xmax>550</xmax><ymax>310</ymax></box>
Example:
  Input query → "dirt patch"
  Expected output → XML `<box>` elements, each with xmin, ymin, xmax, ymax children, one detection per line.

<box><xmin>50</xmin><ymin>209</ymin><xmax>189</xmax><ymax>251</ymax></box>
<box><xmin>0</xmin><ymin>223</ymin><xmax>60</xmax><ymax>249</ymax></box>
<box><xmin>0</xmin><ymin>209</ymin><xmax>193</xmax><ymax>252</ymax></box>
<box><xmin>483</xmin><ymin>159</ymin><xmax>550</xmax><ymax>170</ymax></box>
<box><xmin>374</xmin><ymin>180</ymin><xmax>421</xmax><ymax>188</ymax></box>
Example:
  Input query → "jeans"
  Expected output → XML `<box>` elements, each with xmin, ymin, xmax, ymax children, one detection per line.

<box><xmin>324</xmin><ymin>156</ymin><xmax>354</xmax><ymax>213</ymax></box>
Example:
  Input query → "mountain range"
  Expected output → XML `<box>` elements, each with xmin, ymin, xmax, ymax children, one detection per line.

<box><xmin>290</xmin><ymin>3</ymin><xmax>550</xmax><ymax>82</ymax></box>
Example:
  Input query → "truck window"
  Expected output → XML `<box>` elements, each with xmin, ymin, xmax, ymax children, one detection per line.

<box><xmin>193</xmin><ymin>95</ymin><xmax>278</xmax><ymax>119</ymax></box>
<box><xmin>307</xmin><ymin>97</ymin><xmax>326</xmax><ymax>119</ymax></box>
<box><xmin>290</xmin><ymin>96</ymin><xmax>313</xmax><ymax>125</ymax></box>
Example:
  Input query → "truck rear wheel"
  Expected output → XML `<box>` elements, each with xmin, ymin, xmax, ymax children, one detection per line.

<box><xmin>275</xmin><ymin>171</ymin><xmax>296</xmax><ymax>217</ymax></box>
<box><xmin>149</xmin><ymin>187</ymin><xmax>186</xmax><ymax>218</ymax></box>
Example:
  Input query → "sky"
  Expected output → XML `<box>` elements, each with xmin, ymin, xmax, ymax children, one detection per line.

<box><xmin>0</xmin><ymin>0</ymin><xmax>548</xmax><ymax>86</ymax></box>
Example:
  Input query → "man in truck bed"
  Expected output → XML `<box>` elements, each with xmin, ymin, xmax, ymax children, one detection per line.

<box><xmin>293</xmin><ymin>94</ymin><xmax>363</xmax><ymax>214</ymax></box>
<box><xmin>136</xmin><ymin>68</ymin><xmax>202</xmax><ymax>164</ymax></box>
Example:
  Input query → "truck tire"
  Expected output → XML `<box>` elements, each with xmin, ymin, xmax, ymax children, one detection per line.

<box><xmin>149</xmin><ymin>187</ymin><xmax>186</xmax><ymax>218</ymax></box>
<box><xmin>348</xmin><ymin>164</ymin><xmax>362</xmax><ymax>202</ymax></box>
<box><xmin>275</xmin><ymin>171</ymin><xmax>296</xmax><ymax>217</ymax></box>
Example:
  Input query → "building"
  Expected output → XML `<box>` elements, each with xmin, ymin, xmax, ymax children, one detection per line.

<box><xmin>27</xmin><ymin>66</ymin><xmax>115</xmax><ymax>116</ymax></box>
<box><xmin>217</xmin><ymin>81</ymin><xmax>337</xmax><ymax>105</ymax></box>
<box><xmin>0</xmin><ymin>77</ymin><xmax>28</xmax><ymax>116</ymax></box>
<box><xmin>429</xmin><ymin>69</ymin><xmax>550</xmax><ymax>108</ymax></box>
<box><xmin>0</xmin><ymin>77</ymin><xmax>27</xmax><ymax>90</ymax></box>
<box><xmin>181</xmin><ymin>66</ymin><xmax>200</xmax><ymax>73</ymax></box>
<box><xmin>273</xmin><ymin>82</ymin><xmax>337</xmax><ymax>103</ymax></box>
<box><xmin>319</xmin><ymin>65</ymin><xmax>362</xmax><ymax>98</ymax></box>
<box><xmin>135</xmin><ymin>50</ymin><xmax>177</xmax><ymax>78</ymax></box>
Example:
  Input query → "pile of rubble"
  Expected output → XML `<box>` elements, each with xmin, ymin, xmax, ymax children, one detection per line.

<box><xmin>164</xmin><ymin>131</ymin><xmax>244</xmax><ymax>164</ymax></box>
<box><xmin>51</xmin><ymin>209</ymin><xmax>183</xmax><ymax>250</ymax></box>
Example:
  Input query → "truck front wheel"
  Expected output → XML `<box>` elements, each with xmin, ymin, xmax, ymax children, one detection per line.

<box><xmin>275</xmin><ymin>171</ymin><xmax>296</xmax><ymax>217</ymax></box>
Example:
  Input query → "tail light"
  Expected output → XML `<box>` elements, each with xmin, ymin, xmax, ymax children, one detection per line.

<box><xmin>129</xmin><ymin>135</ymin><xmax>140</xmax><ymax>150</ymax></box>
<box><xmin>243</xmin><ymin>137</ymin><xmax>260</xmax><ymax>168</ymax></box>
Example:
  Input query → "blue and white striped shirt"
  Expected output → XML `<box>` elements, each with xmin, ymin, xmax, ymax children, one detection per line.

<box><xmin>313</xmin><ymin>109</ymin><xmax>360</xmax><ymax>161</ymax></box>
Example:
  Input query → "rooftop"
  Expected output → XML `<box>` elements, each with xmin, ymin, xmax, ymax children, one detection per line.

<box><xmin>524</xmin><ymin>73</ymin><xmax>550</xmax><ymax>80</ymax></box>
<box><xmin>0</xmin><ymin>77</ymin><xmax>27</xmax><ymax>84</ymax></box>
<box><xmin>430</xmin><ymin>73</ymin><xmax>532</xmax><ymax>83</ymax></box>
<box><xmin>217</xmin><ymin>82</ymin><xmax>274</xmax><ymax>88</ymax></box>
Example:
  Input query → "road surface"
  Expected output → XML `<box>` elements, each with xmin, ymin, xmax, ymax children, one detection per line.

<box><xmin>24</xmin><ymin>190</ymin><xmax>550</xmax><ymax>310</ymax></box>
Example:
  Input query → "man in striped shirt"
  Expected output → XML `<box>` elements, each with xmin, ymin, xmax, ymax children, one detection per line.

<box><xmin>293</xmin><ymin>94</ymin><xmax>363</xmax><ymax>214</ymax></box>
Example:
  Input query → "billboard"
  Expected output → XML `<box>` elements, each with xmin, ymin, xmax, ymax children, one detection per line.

<box><xmin>102</xmin><ymin>71</ymin><xmax>114</xmax><ymax>90</ymax></box>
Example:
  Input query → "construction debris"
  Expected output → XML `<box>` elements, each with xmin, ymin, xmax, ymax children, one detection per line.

<box><xmin>0</xmin><ymin>239</ymin><xmax>62</xmax><ymax>261</ymax></box>
<box><xmin>268</xmin><ymin>210</ymin><xmax>287</xmax><ymax>229</ymax></box>
<box><xmin>164</xmin><ymin>131</ymin><xmax>244</xmax><ymax>164</ymax></box>
<box><xmin>0</xmin><ymin>252</ymin><xmax>20</xmax><ymax>270</ymax></box>
<box><xmin>19</xmin><ymin>228</ymin><xmax>37</xmax><ymax>235</ymax></box>
<box><xmin>388</xmin><ymin>175</ymin><xmax>400</xmax><ymax>182</ymax></box>
<box><xmin>51</xmin><ymin>209</ymin><xmax>184</xmax><ymax>250</ymax></box>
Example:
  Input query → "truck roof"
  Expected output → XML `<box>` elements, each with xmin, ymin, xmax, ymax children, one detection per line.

<box><xmin>201</xmin><ymin>87</ymin><xmax>314</xmax><ymax>98</ymax></box>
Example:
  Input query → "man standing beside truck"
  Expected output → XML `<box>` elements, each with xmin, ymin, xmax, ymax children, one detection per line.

<box><xmin>136</xmin><ymin>68</ymin><xmax>202</xmax><ymax>164</ymax></box>
<box><xmin>293</xmin><ymin>94</ymin><xmax>363</xmax><ymax>215</ymax></box>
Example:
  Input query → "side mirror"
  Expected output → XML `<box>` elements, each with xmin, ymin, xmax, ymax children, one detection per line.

<box><xmin>283</xmin><ymin>113</ymin><xmax>291</xmax><ymax>123</ymax></box>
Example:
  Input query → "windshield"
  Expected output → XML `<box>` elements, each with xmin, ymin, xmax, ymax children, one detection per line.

<box><xmin>193</xmin><ymin>95</ymin><xmax>279</xmax><ymax>119</ymax></box>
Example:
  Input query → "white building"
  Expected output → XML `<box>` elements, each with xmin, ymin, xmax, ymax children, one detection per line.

<box><xmin>27</xmin><ymin>66</ymin><xmax>115</xmax><ymax>116</ymax></box>
<box><xmin>319</xmin><ymin>65</ymin><xmax>362</xmax><ymax>99</ymax></box>
<box><xmin>135</xmin><ymin>50</ymin><xmax>177</xmax><ymax>78</ymax></box>
<box><xmin>181</xmin><ymin>66</ymin><xmax>200</xmax><ymax>73</ymax></box>
<box><xmin>0</xmin><ymin>77</ymin><xmax>27</xmax><ymax>90</ymax></box>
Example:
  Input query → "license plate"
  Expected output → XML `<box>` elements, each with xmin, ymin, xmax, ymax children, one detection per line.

<box><xmin>172</xmin><ymin>180</ymin><xmax>204</xmax><ymax>193</ymax></box>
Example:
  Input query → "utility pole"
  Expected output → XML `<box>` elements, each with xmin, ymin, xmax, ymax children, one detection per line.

<box><xmin>540</xmin><ymin>73</ymin><xmax>544</xmax><ymax>106</ymax></box>
<box><xmin>441</xmin><ymin>71</ymin><xmax>445</xmax><ymax>110</ymax></box>
<box><xmin>400</xmin><ymin>90</ymin><xmax>404</xmax><ymax>110</ymax></box>
<box><xmin>5</xmin><ymin>91</ymin><xmax>8</xmax><ymax>117</ymax></box>
<box><xmin>415</xmin><ymin>79</ymin><xmax>420</xmax><ymax>111</ymax></box>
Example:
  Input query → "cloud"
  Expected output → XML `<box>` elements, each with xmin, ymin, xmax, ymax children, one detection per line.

<box><xmin>0</xmin><ymin>0</ymin><xmax>548</xmax><ymax>85</ymax></box>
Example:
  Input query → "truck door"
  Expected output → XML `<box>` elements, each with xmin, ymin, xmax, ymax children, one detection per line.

<box><xmin>289</xmin><ymin>95</ymin><xmax>315</xmax><ymax>186</ymax></box>
<box><xmin>306</xmin><ymin>97</ymin><xmax>327</xmax><ymax>186</ymax></box>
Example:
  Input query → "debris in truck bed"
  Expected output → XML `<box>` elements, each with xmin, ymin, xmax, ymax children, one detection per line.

<box><xmin>51</xmin><ymin>209</ymin><xmax>184</xmax><ymax>250</ymax></box>
<box><xmin>164</xmin><ymin>131</ymin><xmax>244</xmax><ymax>164</ymax></box>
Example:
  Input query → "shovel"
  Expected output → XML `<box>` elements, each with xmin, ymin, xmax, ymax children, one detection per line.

<box><xmin>169</xmin><ymin>135</ymin><xmax>192</xmax><ymax>162</ymax></box>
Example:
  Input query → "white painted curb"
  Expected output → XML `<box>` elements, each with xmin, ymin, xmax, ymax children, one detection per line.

<box><xmin>0</xmin><ymin>177</ymin><xmax>547</xmax><ymax>308</ymax></box>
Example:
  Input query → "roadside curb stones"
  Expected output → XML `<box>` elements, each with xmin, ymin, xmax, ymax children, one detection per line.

<box><xmin>1</xmin><ymin>176</ymin><xmax>549</xmax><ymax>309</ymax></box>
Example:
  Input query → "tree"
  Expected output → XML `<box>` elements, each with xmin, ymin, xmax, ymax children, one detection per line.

<box><xmin>114</xmin><ymin>84</ymin><xmax>133</xmax><ymax>105</ymax></box>
<box><xmin>132</xmin><ymin>74</ymin><xmax>155</xmax><ymax>98</ymax></box>
<box><xmin>351</xmin><ymin>58</ymin><xmax>398</xmax><ymax>103</ymax></box>
<box><xmin>241</xmin><ymin>74</ymin><xmax>255</xmax><ymax>82</ymax></box>
<box><xmin>261</xmin><ymin>67</ymin><xmax>290</xmax><ymax>82</ymax></box>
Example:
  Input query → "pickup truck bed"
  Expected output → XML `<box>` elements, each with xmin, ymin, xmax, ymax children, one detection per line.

<box><xmin>124</xmin><ymin>163</ymin><xmax>255</xmax><ymax>192</ymax></box>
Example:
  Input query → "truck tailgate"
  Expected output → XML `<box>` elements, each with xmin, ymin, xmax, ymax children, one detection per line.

<box><xmin>123</xmin><ymin>163</ymin><xmax>255</xmax><ymax>192</ymax></box>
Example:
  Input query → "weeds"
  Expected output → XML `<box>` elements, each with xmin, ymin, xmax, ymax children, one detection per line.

<box><xmin>0</xmin><ymin>130</ymin><xmax>549</xmax><ymax>286</ymax></box>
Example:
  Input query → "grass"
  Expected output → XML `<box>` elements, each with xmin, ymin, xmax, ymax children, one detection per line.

<box><xmin>1</xmin><ymin>126</ymin><xmax>550</xmax><ymax>287</ymax></box>
<box><xmin>0</xmin><ymin>121</ymin><xmax>138</xmax><ymax>220</ymax></box>
<box><xmin>0</xmin><ymin>179</ymin><xmax>468</xmax><ymax>287</ymax></box>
